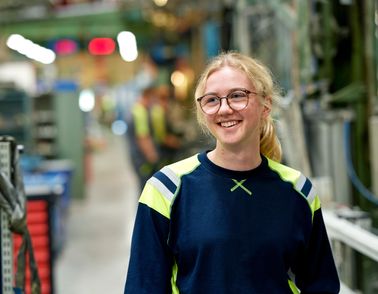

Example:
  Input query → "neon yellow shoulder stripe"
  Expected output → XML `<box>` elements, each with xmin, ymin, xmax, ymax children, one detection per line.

<box><xmin>139</xmin><ymin>154</ymin><xmax>201</xmax><ymax>220</ymax></box>
<box><xmin>167</xmin><ymin>154</ymin><xmax>201</xmax><ymax>176</ymax></box>
<box><xmin>267</xmin><ymin>158</ymin><xmax>301</xmax><ymax>184</ymax></box>
<box><xmin>267</xmin><ymin>158</ymin><xmax>321</xmax><ymax>216</ymax></box>
<box><xmin>139</xmin><ymin>181</ymin><xmax>172</xmax><ymax>219</ymax></box>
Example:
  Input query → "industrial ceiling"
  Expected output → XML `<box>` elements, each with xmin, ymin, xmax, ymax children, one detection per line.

<box><xmin>0</xmin><ymin>0</ymin><xmax>224</xmax><ymax>46</ymax></box>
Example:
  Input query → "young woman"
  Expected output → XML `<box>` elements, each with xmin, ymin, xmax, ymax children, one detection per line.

<box><xmin>124</xmin><ymin>52</ymin><xmax>340</xmax><ymax>293</ymax></box>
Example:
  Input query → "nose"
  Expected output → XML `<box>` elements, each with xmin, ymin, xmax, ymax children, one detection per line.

<box><xmin>218</xmin><ymin>97</ymin><xmax>233</xmax><ymax>113</ymax></box>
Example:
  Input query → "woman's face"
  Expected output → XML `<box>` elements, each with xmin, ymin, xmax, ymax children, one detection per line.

<box><xmin>202</xmin><ymin>66</ymin><xmax>270</xmax><ymax>151</ymax></box>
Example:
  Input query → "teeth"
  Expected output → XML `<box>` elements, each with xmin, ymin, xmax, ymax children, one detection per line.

<box><xmin>220</xmin><ymin>121</ymin><xmax>238</xmax><ymax>128</ymax></box>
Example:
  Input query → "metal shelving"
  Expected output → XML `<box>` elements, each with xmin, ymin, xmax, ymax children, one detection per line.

<box><xmin>0</xmin><ymin>86</ymin><xmax>32</xmax><ymax>152</ymax></box>
<box><xmin>0</xmin><ymin>137</ymin><xmax>14</xmax><ymax>294</ymax></box>
<box><xmin>32</xmin><ymin>93</ymin><xmax>58</xmax><ymax>159</ymax></box>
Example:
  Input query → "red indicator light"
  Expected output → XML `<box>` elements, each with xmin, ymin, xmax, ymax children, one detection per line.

<box><xmin>88</xmin><ymin>38</ymin><xmax>116</xmax><ymax>55</ymax></box>
<box><xmin>54</xmin><ymin>39</ymin><xmax>78</xmax><ymax>55</ymax></box>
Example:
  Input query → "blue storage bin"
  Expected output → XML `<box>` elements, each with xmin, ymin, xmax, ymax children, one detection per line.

<box><xmin>38</xmin><ymin>160</ymin><xmax>74</xmax><ymax>211</ymax></box>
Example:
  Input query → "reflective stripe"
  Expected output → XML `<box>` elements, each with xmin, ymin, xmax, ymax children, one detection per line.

<box><xmin>268</xmin><ymin>158</ymin><xmax>321</xmax><ymax>219</ymax></box>
<box><xmin>153</xmin><ymin>171</ymin><xmax>177</xmax><ymax>196</ymax></box>
<box><xmin>295</xmin><ymin>174</ymin><xmax>307</xmax><ymax>191</ymax></box>
<box><xmin>139</xmin><ymin>166</ymin><xmax>180</xmax><ymax>219</ymax></box>
<box><xmin>300</xmin><ymin>178</ymin><xmax>312</xmax><ymax>196</ymax></box>
<box><xmin>148</xmin><ymin>177</ymin><xmax>175</xmax><ymax>202</ymax></box>
<box><xmin>287</xmin><ymin>268</ymin><xmax>295</xmax><ymax>282</ymax></box>
<box><xmin>139</xmin><ymin>156</ymin><xmax>200</xmax><ymax>220</ymax></box>
<box><xmin>161</xmin><ymin>166</ymin><xmax>180</xmax><ymax>187</ymax></box>
<box><xmin>307</xmin><ymin>185</ymin><xmax>317</xmax><ymax>205</ymax></box>
<box><xmin>295</xmin><ymin>173</ymin><xmax>318</xmax><ymax>205</ymax></box>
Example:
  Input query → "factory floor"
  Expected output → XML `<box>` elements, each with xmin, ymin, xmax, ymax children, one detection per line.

<box><xmin>55</xmin><ymin>132</ymin><xmax>139</xmax><ymax>294</ymax></box>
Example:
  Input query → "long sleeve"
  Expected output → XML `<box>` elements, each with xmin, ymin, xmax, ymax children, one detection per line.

<box><xmin>124</xmin><ymin>202</ymin><xmax>173</xmax><ymax>293</ymax></box>
<box><xmin>294</xmin><ymin>207</ymin><xmax>340</xmax><ymax>294</ymax></box>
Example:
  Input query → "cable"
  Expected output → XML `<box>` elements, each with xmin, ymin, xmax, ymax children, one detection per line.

<box><xmin>343</xmin><ymin>121</ymin><xmax>378</xmax><ymax>206</ymax></box>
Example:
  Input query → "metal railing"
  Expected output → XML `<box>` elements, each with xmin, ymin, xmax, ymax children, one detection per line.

<box><xmin>323</xmin><ymin>210</ymin><xmax>378</xmax><ymax>293</ymax></box>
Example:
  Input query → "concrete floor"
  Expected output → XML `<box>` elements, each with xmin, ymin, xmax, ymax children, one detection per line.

<box><xmin>55</xmin><ymin>133</ymin><xmax>139</xmax><ymax>294</ymax></box>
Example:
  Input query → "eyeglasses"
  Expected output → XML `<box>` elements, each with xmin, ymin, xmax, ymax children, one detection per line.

<box><xmin>196</xmin><ymin>89</ymin><xmax>257</xmax><ymax>115</ymax></box>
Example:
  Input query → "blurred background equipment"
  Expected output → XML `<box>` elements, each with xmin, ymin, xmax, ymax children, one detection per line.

<box><xmin>0</xmin><ymin>0</ymin><xmax>378</xmax><ymax>293</ymax></box>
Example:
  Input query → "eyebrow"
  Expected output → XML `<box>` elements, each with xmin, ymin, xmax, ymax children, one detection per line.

<box><xmin>202</xmin><ymin>87</ymin><xmax>250</xmax><ymax>96</ymax></box>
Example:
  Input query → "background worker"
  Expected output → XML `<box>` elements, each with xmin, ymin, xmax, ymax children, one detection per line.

<box><xmin>127</xmin><ymin>85</ymin><xmax>180</xmax><ymax>191</ymax></box>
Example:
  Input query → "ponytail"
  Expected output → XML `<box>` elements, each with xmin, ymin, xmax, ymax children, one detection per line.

<box><xmin>260</xmin><ymin>117</ymin><xmax>282</xmax><ymax>162</ymax></box>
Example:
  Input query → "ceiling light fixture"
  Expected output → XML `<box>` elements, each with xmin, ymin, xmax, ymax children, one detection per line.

<box><xmin>6</xmin><ymin>34</ymin><xmax>56</xmax><ymax>64</ymax></box>
<box><xmin>153</xmin><ymin>0</ymin><xmax>168</xmax><ymax>7</ymax></box>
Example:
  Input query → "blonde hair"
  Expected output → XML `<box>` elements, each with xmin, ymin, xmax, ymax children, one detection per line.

<box><xmin>194</xmin><ymin>51</ymin><xmax>282</xmax><ymax>162</ymax></box>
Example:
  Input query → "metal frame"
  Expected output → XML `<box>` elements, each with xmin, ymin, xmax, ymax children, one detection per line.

<box><xmin>324</xmin><ymin>210</ymin><xmax>378</xmax><ymax>263</ymax></box>
<box><xmin>0</xmin><ymin>138</ymin><xmax>14</xmax><ymax>294</ymax></box>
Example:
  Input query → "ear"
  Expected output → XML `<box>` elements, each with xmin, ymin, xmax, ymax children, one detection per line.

<box><xmin>262</xmin><ymin>96</ymin><xmax>272</xmax><ymax>119</ymax></box>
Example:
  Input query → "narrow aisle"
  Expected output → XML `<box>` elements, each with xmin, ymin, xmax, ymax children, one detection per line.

<box><xmin>55</xmin><ymin>132</ymin><xmax>139</xmax><ymax>294</ymax></box>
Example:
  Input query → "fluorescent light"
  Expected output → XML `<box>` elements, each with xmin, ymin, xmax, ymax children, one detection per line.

<box><xmin>6</xmin><ymin>34</ymin><xmax>56</xmax><ymax>64</ymax></box>
<box><xmin>117</xmin><ymin>31</ymin><xmax>138</xmax><ymax>62</ymax></box>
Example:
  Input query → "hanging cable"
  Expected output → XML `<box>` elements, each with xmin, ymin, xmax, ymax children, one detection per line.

<box><xmin>343</xmin><ymin>121</ymin><xmax>378</xmax><ymax>206</ymax></box>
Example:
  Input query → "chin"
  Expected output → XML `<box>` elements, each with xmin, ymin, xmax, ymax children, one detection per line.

<box><xmin>217</xmin><ymin>136</ymin><xmax>243</xmax><ymax>147</ymax></box>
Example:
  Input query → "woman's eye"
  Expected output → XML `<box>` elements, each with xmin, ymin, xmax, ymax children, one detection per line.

<box><xmin>204</xmin><ymin>96</ymin><xmax>218</xmax><ymax>104</ymax></box>
<box><xmin>229</xmin><ymin>91</ymin><xmax>246</xmax><ymax>99</ymax></box>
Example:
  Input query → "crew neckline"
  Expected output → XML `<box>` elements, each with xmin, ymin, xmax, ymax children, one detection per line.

<box><xmin>198</xmin><ymin>151</ymin><xmax>268</xmax><ymax>179</ymax></box>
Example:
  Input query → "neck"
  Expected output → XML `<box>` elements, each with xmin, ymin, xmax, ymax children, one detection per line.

<box><xmin>207</xmin><ymin>147</ymin><xmax>262</xmax><ymax>171</ymax></box>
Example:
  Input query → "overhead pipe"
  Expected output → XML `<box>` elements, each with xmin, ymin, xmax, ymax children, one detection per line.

<box><xmin>343</xmin><ymin>120</ymin><xmax>378</xmax><ymax>206</ymax></box>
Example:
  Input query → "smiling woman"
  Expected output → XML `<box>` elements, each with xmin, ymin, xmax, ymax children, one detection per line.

<box><xmin>195</xmin><ymin>52</ymin><xmax>282</xmax><ymax>163</ymax></box>
<box><xmin>124</xmin><ymin>52</ymin><xmax>340</xmax><ymax>294</ymax></box>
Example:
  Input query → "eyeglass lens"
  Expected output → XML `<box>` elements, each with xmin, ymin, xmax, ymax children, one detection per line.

<box><xmin>199</xmin><ymin>90</ymin><xmax>249</xmax><ymax>114</ymax></box>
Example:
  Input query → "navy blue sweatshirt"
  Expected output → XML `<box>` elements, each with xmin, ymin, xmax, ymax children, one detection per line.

<box><xmin>124</xmin><ymin>152</ymin><xmax>340</xmax><ymax>293</ymax></box>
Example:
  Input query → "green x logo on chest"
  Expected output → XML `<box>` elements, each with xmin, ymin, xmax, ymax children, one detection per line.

<box><xmin>230</xmin><ymin>179</ymin><xmax>252</xmax><ymax>196</ymax></box>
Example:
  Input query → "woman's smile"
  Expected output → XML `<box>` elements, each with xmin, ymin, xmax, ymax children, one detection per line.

<box><xmin>218</xmin><ymin>120</ymin><xmax>241</xmax><ymax>128</ymax></box>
